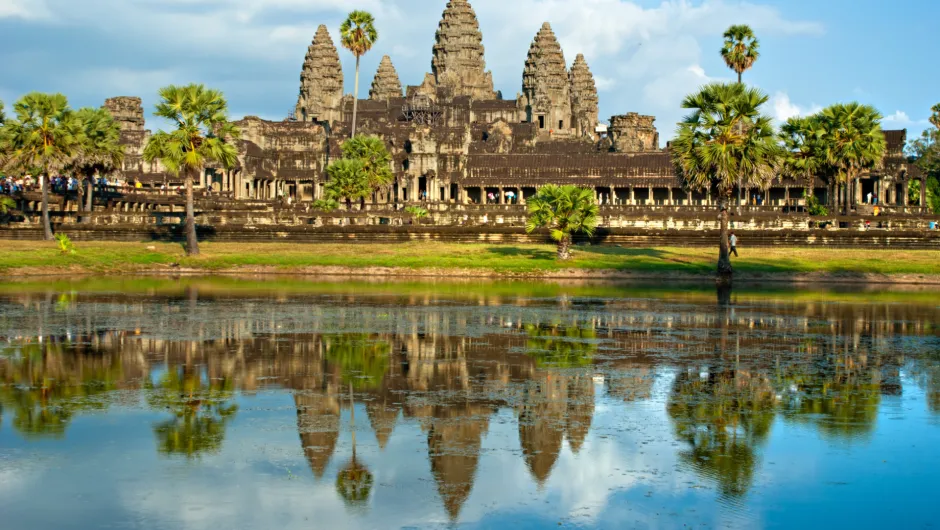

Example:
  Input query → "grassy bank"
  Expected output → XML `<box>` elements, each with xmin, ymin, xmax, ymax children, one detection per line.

<box><xmin>1</xmin><ymin>240</ymin><xmax>938</xmax><ymax>281</ymax></box>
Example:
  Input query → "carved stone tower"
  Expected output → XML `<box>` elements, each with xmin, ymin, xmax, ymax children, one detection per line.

<box><xmin>295</xmin><ymin>25</ymin><xmax>344</xmax><ymax>124</ymax></box>
<box><xmin>608</xmin><ymin>113</ymin><xmax>660</xmax><ymax>152</ymax></box>
<box><xmin>430</xmin><ymin>0</ymin><xmax>496</xmax><ymax>100</ymax></box>
<box><xmin>569</xmin><ymin>54</ymin><xmax>599</xmax><ymax>139</ymax></box>
<box><xmin>369</xmin><ymin>55</ymin><xmax>403</xmax><ymax>101</ymax></box>
<box><xmin>520</xmin><ymin>23</ymin><xmax>571</xmax><ymax>133</ymax></box>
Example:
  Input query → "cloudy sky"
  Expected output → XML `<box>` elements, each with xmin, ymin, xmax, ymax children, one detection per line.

<box><xmin>1</xmin><ymin>0</ymin><xmax>936</xmax><ymax>142</ymax></box>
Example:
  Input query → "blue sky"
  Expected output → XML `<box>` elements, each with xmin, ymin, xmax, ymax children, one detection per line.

<box><xmin>0</xmin><ymin>0</ymin><xmax>936</xmax><ymax>142</ymax></box>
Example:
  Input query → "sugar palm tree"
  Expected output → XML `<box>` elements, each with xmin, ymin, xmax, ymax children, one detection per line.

<box><xmin>780</xmin><ymin>115</ymin><xmax>827</xmax><ymax>206</ymax></box>
<box><xmin>143</xmin><ymin>84</ymin><xmax>240</xmax><ymax>256</ymax></box>
<box><xmin>815</xmin><ymin>103</ymin><xmax>885</xmax><ymax>214</ymax></box>
<box><xmin>341</xmin><ymin>135</ymin><xmax>393</xmax><ymax>206</ymax></box>
<box><xmin>71</xmin><ymin>107</ymin><xmax>125</xmax><ymax>221</ymax></box>
<box><xmin>671</xmin><ymin>82</ymin><xmax>781</xmax><ymax>280</ymax></box>
<box><xmin>340</xmin><ymin>10</ymin><xmax>378</xmax><ymax>137</ymax></box>
<box><xmin>0</xmin><ymin>93</ymin><xmax>82</xmax><ymax>240</ymax></box>
<box><xmin>325</xmin><ymin>158</ymin><xmax>370</xmax><ymax>210</ymax></box>
<box><xmin>335</xmin><ymin>382</ymin><xmax>374</xmax><ymax>510</ymax></box>
<box><xmin>525</xmin><ymin>184</ymin><xmax>599</xmax><ymax>260</ymax></box>
<box><xmin>721</xmin><ymin>25</ymin><xmax>760</xmax><ymax>84</ymax></box>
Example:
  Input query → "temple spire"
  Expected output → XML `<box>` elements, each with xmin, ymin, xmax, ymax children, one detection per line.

<box><xmin>369</xmin><ymin>55</ymin><xmax>404</xmax><ymax>101</ymax></box>
<box><xmin>521</xmin><ymin>22</ymin><xmax>571</xmax><ymax>132</ymax></box>
<box><xmin>430</xmin><ymin>0</ymin><xmax>496</xmax><ymax>99</ymax></box>
<box><xmin>569</xmin><ymin>53</ymin><xmax>599</xmax><ymax>139</ymax></box>
<box><xmin>295</xmin><ymin>24</ymin><xmax>344</xmax><ymax>124</ymax></box>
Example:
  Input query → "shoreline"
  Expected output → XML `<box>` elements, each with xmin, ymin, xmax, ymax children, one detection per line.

<box><xmin>5</xmin><ymin>264</ymin><xmax>940</xmax><ymax>286</ymax></box>
<box><xmin>3</xmin><ymin>241</ymin><xmax>939</xmax><ymax>286</ymax></box>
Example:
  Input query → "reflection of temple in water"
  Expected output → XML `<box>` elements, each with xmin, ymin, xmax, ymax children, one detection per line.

<box><xmin>2</xmin><ymin>286</ymin><xmax>939</xmax><ymax>518</ymax></box>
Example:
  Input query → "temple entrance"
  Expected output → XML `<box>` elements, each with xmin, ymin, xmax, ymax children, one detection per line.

<box><xmin>484</xmin><ymin>187</ymin><xmax>500</xmax><ymax>204</ymax></box>
<box><xmin>450</xmin><ymin>183</ymin><xmax>459</xmax><ymax>202</ymax></box>
<box><xmin>418</xmin><ymin>176</ymin><xmax>428</xmax><ymax>201</ymax></box>
<box><xmin>466</xmin><ymin>187</ymin><xmax>482</xmax><ymax>204</ymax></box>
<box><xmin>522</xmin><ymin>187</ymin><xmax>537</xmax><ymax>203</ymax></box>
<box><xmin>860</xmin><ymin>179</ymin><xmax>876</xmax><ymax>204</ymax></box>
<box><xmin>538</xmin><ymin>116</ymin><xmax>545</xmax><ymax>129</ymax></box>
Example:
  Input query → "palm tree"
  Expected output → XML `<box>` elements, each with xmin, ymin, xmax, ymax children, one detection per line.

<box><xmin>143</xmin><ymin>84</ymin><xmax>240</xmax><ymax>256</ymax></box>
<box><xmin>780</xmin><ymin>115</ymin><xmax>826</xmax><ymax>207</ymax></box>
<box><xmin>341</xmin><ymin>135</ymin><xmax>393</xmax><ymax>206</ymax></box>
<box><xmin>671</xmin><ymin>83</ymin><xmax>781</xmax><ymax>280</ymax></box>
<box><xmin>815</xmin><ymin>103</ymin><xmax>885</xmax><ymax>214</ymax></box>
<box><xmin>340</xmin><ymin>10</ymin><xmax>378</xmax><ymax>137</ymax></box>
<box><xmin>325</xmin><ymin>158</ymin><xmax>370</xmax><ymax>210</ymax></box>
<box><xmin>71</xmin><ymin>107</ymin><xmax>125</xmax><ymax>221</ymax></box>
<box><xmin>0</xmin><ymin>93</ymin><xmax>82</xmax><ymax>240</ymax></box>
<box><xmin>721</xmin><ymin>25</ymin><xmax>760</xmax><ymax>84</ymax></box>
<box><xmin>525</xmin><ymin>184</ymin><xmax>599</xmax><ymax>260</ymax></box>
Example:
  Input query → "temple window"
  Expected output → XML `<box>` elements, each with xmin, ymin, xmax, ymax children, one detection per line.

<box><xmin>559</xmin><ymin>120</ymin><xmax>564</xmax><ymax>129</ymax></box>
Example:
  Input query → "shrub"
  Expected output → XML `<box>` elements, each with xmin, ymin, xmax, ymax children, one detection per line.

<box><xmin>404</xmin><ymin>206</ymin><xmax>429</xmax><ymax>219</ymax></box>
<box><xmin>55</xmin><ymin>233</ymin><xmax>75</xmax><ymax>254</ymax></box>
<box><xmin>805</xmin><ymin>195</ymin><xmax>829</xmax><ymax>216</ymax></box>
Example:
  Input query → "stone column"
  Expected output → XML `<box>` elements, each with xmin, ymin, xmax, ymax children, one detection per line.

<box><xmin>902</xmin><ymin>180</ymin><xmax>909</xmax><ymax>211</ymax></box>
<box><xmin>648</xmin><ymin>187</ymin><xmax>654</xmax><ymax>205</ymax></box>
<box><xmin>629</xmin><ymin>187</ymin><xmax>635</xmax><ymax>205</ymax></box>
<box><xmin>921</xmin><ymin>178</ymin><xmax>927</xmax><ymax>208</ymax></box>
<box><xmin>667</xmin><ymin>187</ymin><xmax>674</xmax><ymax>206</ymax></box>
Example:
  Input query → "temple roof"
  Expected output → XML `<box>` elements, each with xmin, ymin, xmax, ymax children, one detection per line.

<box><xmin>522</xmin><ymin>22</ymin><xmax>569</xmax><ymax>103</ymax></box>
<box><xmin>369</xmin><ymin>55</ymin><xmax>403</xmax><ymax>101</ymax></box>
<box><xmin>431</xmin><ymin>0</ymin><xmax>496</xmax><ymax>99</ymax></box>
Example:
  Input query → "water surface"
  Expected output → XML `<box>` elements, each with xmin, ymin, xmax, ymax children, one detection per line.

<box><xmin>1</xmin><ymin>278</ymin><xmax>938</xmax><ymax>529</ymax></box>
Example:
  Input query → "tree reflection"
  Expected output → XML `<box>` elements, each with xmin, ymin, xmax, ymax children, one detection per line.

<box><xmin>336</xmin><ymin>384</ymin><xmax>374</xmax><ymax>511</ymax></box>
<box><xmin>324</xmin><ymin>335</ymin><xmax>391</xmax><ymax>390</ymax></box>
<box><xmin>777</xmin><ymin>354</ymin><xmax>882</xmax><ymax>440</ymax></box>
<box><xmin>667</xmin><ymin>369</ymin><xmax>776</xmax><ymax>498</ymax></box>
<box><xmin>0</xmin><ymin>340</ymin><xmax>123</xmax><ymax>439</ymax></box>
<box><xmin>147</xmin><ymin>364</ymin><xmax>238</xmax><ymax>458</ymax></box>
<box><xmin>524</xmin><ymin>324</ymin><xmax>597</xmax><ymax>368</ymax></box>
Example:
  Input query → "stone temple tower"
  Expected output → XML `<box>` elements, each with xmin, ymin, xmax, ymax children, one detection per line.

<box><xmin>429</xmin><ymin>0</ymin><xmax>497</xmax><ymax>100</ymax></box>
<box><xmin>569</xmin><ymin>54</ymin><xmax>599</xmax><ymax>139</ymax></box>
<box><xmin>369</xmin><ymin>55</ymin><xmax>403</xmax><ymax>101</ymax></box>
<box><xmin>295</xmin><ymin>25</ymin><xmax>344</xmax><ymax>124</ymax></box>
<box><xmin>520</xmin><ymin>23</ymin><xmax>571</xmax><ymax>133</ymax></box>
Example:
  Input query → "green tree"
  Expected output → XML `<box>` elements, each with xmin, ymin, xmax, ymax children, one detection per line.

<box><xmin>324</xmin><ymin>334</ymin><xmax>390</xmax><ymax>391</ymax></box>
<box><xmin>906</xmin><ymin>104</ymin><xmax>940</xmax><ymax>213</ymax></box>
<box><xmin>671</xmin><ymin>83</ymin><xmax>781</xmax><ymax>279</ymax></box>
<box><xmin>340</xmin><ymin>10</ymin><xmax>378</xmax><ymax>137</ymax></box>
<box><xmin>525</xmin><ymin>184</ymin><xmax>599</xmax><ymax>260</ymax></box>
<box><xmin>0</xmin><ymin>99</ymin><xmax>5</xmax><ymax>125</ymax></box>
<box><xmin>524</xmin><ymin>324</ymin><xmax>597</xmax><ymax>368</ymax></box>
<box><xmin>341</xmin><ymin>135</ymin><xmax>393</xmax><ymax>206</ymax></box>
<box><xmin>70</xmin><ymin>107</ymin><xmax>125</xmax><ymax>221</ymax></box>
<box><xmin>0</xmin><ymin>93</ymin><xmax>83</xmax><ymax>240</ymax></box>
<box><xmin>721</xmin><ymin>25</ymin><xmax>760</xmax><ymax>84</ymax></box>
<box><xmin>143</xmin><ymin>84</ymin><xmax>240</xmax><ymax>256</ymax></box>
<box><xmin>816</xmin><ymin>103</ymin><xmax>886</xmax><ymax>214</ymax></box>
<box><xmin>325</xmin><ymin>158</ymin><xmax>370</xmax><ymax>210</ymax></box>
<box><xmin>780</xmin><ymin>115</ymin><xmax>828</xmax><ymax>209</ymax></box>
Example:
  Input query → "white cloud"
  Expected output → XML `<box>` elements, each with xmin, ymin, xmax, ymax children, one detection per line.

<box><xmin>770</xmin><ymin>92</ymin><xmax>821</xmax><ymax>122</ymax></box>
<box><xmin>0</xmin><ymin>0</ymin><xmax>50</xmax><ymax>19</ymax></box>
<box><xmin>882</xmin><ymin>110</ymin><xmax>928</xmax><ymax>129</ymax></box>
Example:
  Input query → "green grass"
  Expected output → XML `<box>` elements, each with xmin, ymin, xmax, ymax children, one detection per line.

<box><xmin>0</xmin><ymin>240</ymin><xmax>938</xmax><ymax>277</ymax></box>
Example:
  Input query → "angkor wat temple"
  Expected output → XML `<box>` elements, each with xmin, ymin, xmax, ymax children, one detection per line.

<box><xmin>100</xmin><ymin>0</ymin><xmax>926</xmax><ymax>212</ymax></box>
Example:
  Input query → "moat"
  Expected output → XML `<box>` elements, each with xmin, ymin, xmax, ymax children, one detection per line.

<box><xmin>1</xmin><ymin>278</ymin><xmax>938</xmax><ymax>529</ymax></box>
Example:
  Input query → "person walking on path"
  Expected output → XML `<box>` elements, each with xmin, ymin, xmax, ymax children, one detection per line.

<box><xmin>730</xmin><ymin>232</ymin><xmax>739</xmax><ymax>257</ymax></box>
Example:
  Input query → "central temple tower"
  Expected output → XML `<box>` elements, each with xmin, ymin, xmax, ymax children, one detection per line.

<box><xmin>427</xmin><ymin>0</ymin><xmax>497</xmax><ymax>100</ymax></box>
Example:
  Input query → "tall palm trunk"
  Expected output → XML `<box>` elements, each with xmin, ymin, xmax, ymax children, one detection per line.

<box><xmin>41</xmin><ymin>174</ymin><xmax>53</xmax><ymax>240</ymax></box>
<box><xmin>717</xmin><ymin>189</ymin><xmax>733</xmax><ymax>282</ymax></box>
<box><xmin>185</xmin><ymin>170</ymin><xmax>199</xmax><ymax>256</ymax></box>
<box><xmin>351</xmin><ymin>55</ymin><xmax>361</xmax><ymax>137</ymax></box>
<box><xmin>557</xmin><ymin>233</ymin><xmax>572</xmax><ymax>261</ymax></box>
<box><xmin>84</xmin><ymin>177</ymin><xmax>94</xmax><ymax>224</ymax></box>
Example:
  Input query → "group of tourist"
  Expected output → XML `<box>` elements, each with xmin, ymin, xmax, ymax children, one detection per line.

<box><xmin>0</xmin><ymin>174</ymin><xmax>148</xmax><ymax>196</ymax></box>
